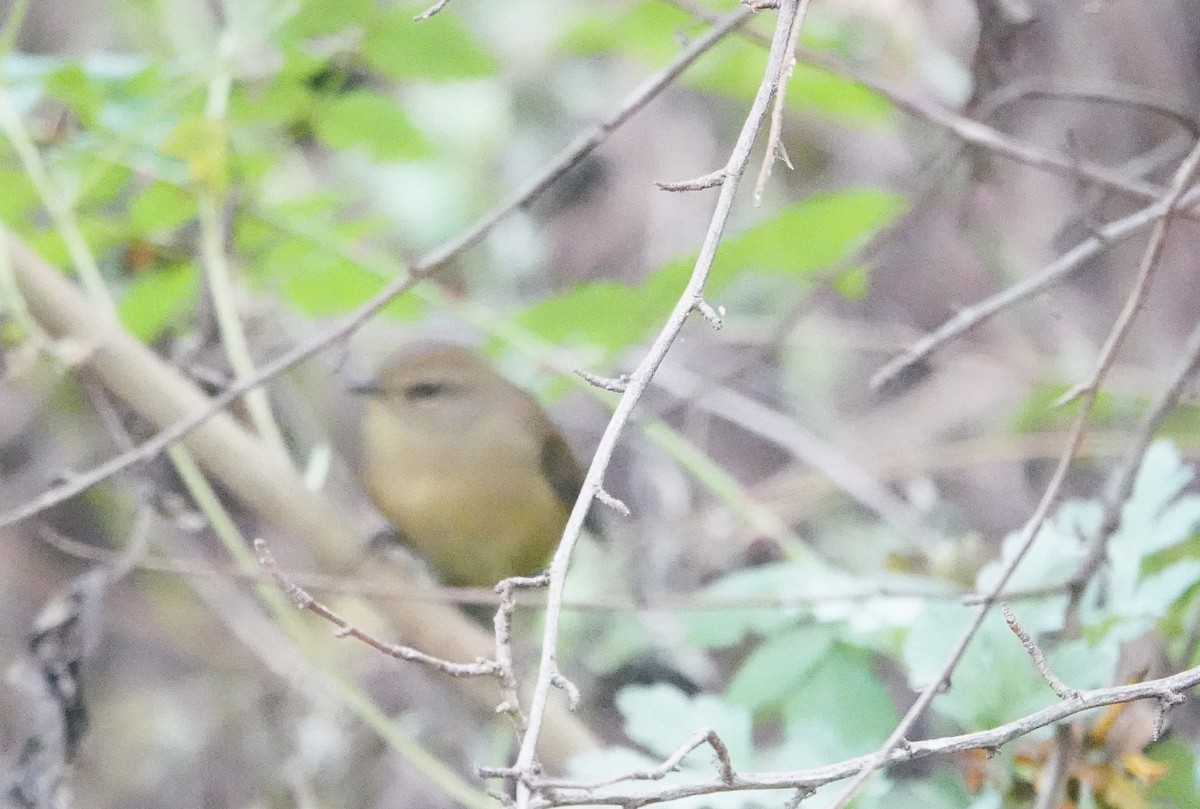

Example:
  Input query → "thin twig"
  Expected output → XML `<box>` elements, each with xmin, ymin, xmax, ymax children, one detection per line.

<box><xmin>0</xmin><ymin>6</ymin><xmax>754</xmax><ymax>530</ymax></box>
<box><xmin>510</xmin><ymin>4</ymin><xmax>804</xmax><ymax>806</ymax></box>
<box><xmin>870</xmin><ymin>184</ymin><xmax>1200</xmax><ymax>393</ymax></box>
<box><xmin>660</xmin><ymin>0</ymin><xmax>1198</xmax><ymax>217</ymax></box>
<box><xmin>976</xmin><ymin>80</ymin><xmax>1200</xmax><ymax>138</ymax></box>
<box><xmin>1001</xmin><ymin>603</ymin><xmax>1079</xmax><ymax>700</ymax></box>
<box><xmin>825</xmin><ymin>139</ymin><xmax>1200</xmax><ymax>809</ymax></box>
<box><xmin>518</xmin><ymin>662</ymin><xmax>1200</xmax><ymax>807</ymax></box>
<box><xmin>1066</xmin><ymin>313</ymin><xmax>1200</xmax><ymax>616</ymax></box>
<box><xmin>254</xmin><ymin>539</ymin><xmax>502</xmax><ymax>678</ymax></box>
<box><xmin>1031</xmin><ymin>725</ymin><xmax>1075</xmax><ymax>809</ymax></box>
<box><xmin>413</xmin><ymin>0</ymin><xmax>451</xmax><ymax>21</ymax></box>
<box><xmin>1057</xmin><ymin>144</ymin><xmax>1200</xmax><ymax>407</ymax></box>
<box><xmin>751</xmin><ymin>0</ymin><xmax>808</xmax><ymax>203</ymax></box>
<box><xmin>532</xmin><ymin>729</ymin><xmax>735</xmax><ymax>792</ymax></box>
<box><xmin>493</xmin><ymin>574</ymin><xmax>549</xmax><ymax>732</ymax></box>
<box><xmin>656</xmin><ymin>169</ymin><xmax>729</xmax><ymax>192</ymax></box>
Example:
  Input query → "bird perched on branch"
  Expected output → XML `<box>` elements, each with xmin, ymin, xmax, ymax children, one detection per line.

<box><xmin>352</xmin><ymin>342</ymin><xmax>588</xmax><ymax>587</ymax></box>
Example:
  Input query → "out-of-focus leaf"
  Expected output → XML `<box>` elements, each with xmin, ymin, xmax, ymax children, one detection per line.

<box><xmin>710</xmin><ymin>189</ymin><xmax>904</xmax><ymax>284</ymax></box>
<box><xmin>618</xmin><ymin>684</ymin><xmax>753</xmax><ymax>763</ymax></box>
<box><xmin>311</xmin><ymin>90</ymin><xmax>430</xmax><ymax>161</ymax></box>
<box><xmin>904</xmin><ymin>602</ymin><xmax>1049</xmax><ymax>730</ymax></box>
<box><xmin>0</xmin><ymin>165</ymin><xmax>40</xmax><ymax>223</ymax></box>
<box><xmin>161</xmin><ymin>116</ymin><xmax>227</xmax><ymax>191</ymax></box>
<box><xmin>683</xmin><ymin>561</ymin><xmax>835</xmax><ymax>648</ymax></box>
<box><xmin>263</xmin><ymin>239</ymin><xmax>422</xmax><ymax>320</ymax></box>
<box><xmin>128</xmin><ymin>181</ymin><xmax>198</xmax><ymax>233</ymax></box>
<box><xmin>363</xmin><ymin>9</ymin><xmax>497</xmax><ymax>80</ymax></box>
<box><xmin>28</xmin><ymin>217</ymin><xmax>124</xmax><ymax>269</ymax></box>
<box><xmin>725</xmin><ymin>625</ymin><xmax>836</xmax><ymax>713</ymax></box>
<box><xmin>775</xmin><ymin>644</ymin><xmax>898</xmax><ymax>758</ymax></box>
<box><xmin>281</xmin><ymin>0</ymin><xmax>376</xmax><ymax>40</ymax></box>
<box><xmin>515</xmin><ymin>279</ymin><xmax>666</xmax><ymax>353</ymax></box>
<box><xmin>831</xmin><ymin>265</ymin><xmax>869</xmax><ymax>299</ymax></box>
<box><xmin>44</xmin><ymin>63</ymin><xmax>103</xmax><ymax>127</ymax></box>
<box><xmin>118</xmin><ymin>261</ymin><xmax>197</xmax><ymax>340</ymax></box>
<box><xmin>562</xmin><ymin>2</ymin><xmax>890</xmax><ymax>123</ymax></box>
<box><xmin>1146</xmin><ymin>737</ymin><xmax>1200</xmax><ymax>807</ymax></box>
<box><xmin>518</xmin><ymin>189</ymin><xmax>903</xmax><ymax>353</ymax></box>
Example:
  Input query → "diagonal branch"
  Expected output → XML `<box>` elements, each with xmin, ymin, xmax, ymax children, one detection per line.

<box><xmin>0</xmin><ymin>5</ymin><xmax>753</xmax><ymax>530</ymax></box>
<box><xmin>509</xmin><ymin>2</ymin><xmax>807</xmax><ymax>804</ymax></box>
<box><xmin>825</xmin><ymin>137</ymin><xmax>1200</xmax><ymax>809</ymax></box>
<box><xmin>871</xmin><ymin>184</ymin><xmax>1200</xmax><ymax>392</ymax></box>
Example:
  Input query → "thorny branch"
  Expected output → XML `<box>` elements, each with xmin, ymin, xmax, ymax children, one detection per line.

<box><xmin>509</xmin><ymin>2</ymin><xmax>806</xmax><ymax>806</ymax></box>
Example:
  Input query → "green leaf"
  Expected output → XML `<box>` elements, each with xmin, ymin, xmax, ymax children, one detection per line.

<box><xmin>618</xmin><ymin>684</ymin><xmax>753</xmax><ymax>763</ymax></box>
<box><xmin>776</xmin><ymin>644</ymin><xmax>898</xmax><ymax>757</ymax></box>
<box><xmin>362</xmin><ymin>8</ymin><xmax>497</xmax><ymax>80</ymax></box>
<box><xmin>683</xmin><ymin>562</ymin><xmax>829</xmax><ymax>648</ymax></box>
<box><xmin>118</xmin><ymin>262</ymin><xmax>198</xmax><ymax>340</ymax></box>
<box><xmin>311</xmin><ymin>90</ymin><xmax>430</xmax><ymax>161</ymax></box>
<box><xmin>264</xmin><ymin>241</ymin><xmax>422</xmax><ymax>320</ymax></box>
<box><xmin>515</xmin><ymin>279</ymin><xmax>667</xmax><ymax>354</ymax></box>
<box><xmin>0</xmin><ymin>165</ymin><xmax>40</xmax><ymax>223</ymax></box>
<box><xmin>710</xmin><ymin>189</ymin><xmax>904</xmax><ymax>286</ymax></box>
<box><xmin>517</xmin><ymin>189</ymin><xmax>904</xmax><ymax>353</ymax></box>
<box><xmin>44</xmin><ymin>63</ymin><xmax>103</xmax><ymax>127</ymax></box>
<box><xmin>161</xmin><ymin>116</ymin><xmax>227</xmax><ymax>191</ymax></box>
<box><xmin>562</xmin><ymin>2</ymin><xmax>890</xmax><ymax>123</ymax></box>
<box><xmin>281</xmin><ymin>0</ymin><xmax>376</xmax><ymax>40</ymax></box>
<box><xmin>831</xmin><ymin>265</ymin><xmax>869</xmax><ymax>299</ymax></box>
<box><xmin>725</xmin><ymin>625</ymin><xmax>836</xmax><ymax>713</ymax></box>
<box><xmin>1146</xmin><ymin>736</ymin><xmax>1200</xmax><ymax>807</ymax></box>
<box><xmin>903</xmin><ymin>603</ymin><xmax>1037</xmax><ymax>730</ymax></box>
<box><xmin>128</xmin><ymin>181</ymin><xmax>198</xmax><ymax>233</ymax></box>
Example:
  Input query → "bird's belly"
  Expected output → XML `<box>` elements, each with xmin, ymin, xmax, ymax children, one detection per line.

<box><xmin>370</xmin><ymin>465</ymin><xmax>566</xmax><ymax>587</ymax></box>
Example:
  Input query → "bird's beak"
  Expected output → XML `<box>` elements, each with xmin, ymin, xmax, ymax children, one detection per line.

<box><xmin>347</xmin><ymin>379</ymin><xmax>383</xmax><ymax>397</ymax></box>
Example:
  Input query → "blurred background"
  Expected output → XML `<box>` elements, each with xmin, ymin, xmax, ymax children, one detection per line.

<box><xmin>2</xmin><ymin>0</ymin><xmax>1200</xmax><ymax>807</ymax></box>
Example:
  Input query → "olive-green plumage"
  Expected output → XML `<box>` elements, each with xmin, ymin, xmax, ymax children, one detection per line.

<box><xmin>355</xmin><ymin>343</ymin><xmax>585</xmax><ymax>587</ymax></box>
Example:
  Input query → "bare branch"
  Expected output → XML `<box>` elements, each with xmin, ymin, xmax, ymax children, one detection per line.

<box><xmin>413</xmin><ymin>0</ymin><xmax>451</xmax><ymax>21</ymax></box>
<box><xmin>752</xmin><ymin>0</ymin><xmax>808</xmax><ymax>203</ymax></box>
<box><xmin>575</xmin><ymin>369</ymin><xmax>629</xmax><ymax>393</ymax></box>
<box><xmin>693</xmin><ymin>298</ymin><xmax>725</xmax><ymax>329</ymax></box>
<box><xmin>662</xmin><ymin>0</ymin><xmax>1200</xmax><ymax>217</ymax></box>
<box><xmin>827</xmin><ymin>140</ymin><xmax>1200</xmax><ymax>809</ymax></box>
<box><xmin>523</xmin><ymin>663</ymin><xmax>1200</xmax><ymax>807</ymax></box>
<box><xmin>1067</xmin><ymin>309</ymin><xmax>1200</xmax><ymax>613</ymax></box>
<box><xmin>595</xmin><ymin>488</ymin><xmax>631</xmax><ymax>517</ymax></box>
<box><xmin>1001</xmin><ymin>603</ymin><xmax>1079</xmax><ymax>700</ymax></box>
<box><xmin>1055</xmin><ymin>141</ymin><xmax>1200</xmax><ymax>407</ymax></box>
<box><xmin>534</xmin><ymin>729</ymin><xmax>736</xmax><ymax>792</ymax></box>
<box><xmin>656</xmin><ymin>169</ymin><xmax>729</xmax><ymax>192</ymax></box>
<box><xmin>511</xmin><ymin>4</ymin><xmax>808</xmax><ymax>805</ymax></box>
<box><xmin>870</xmin><ymin>184</ymin><xmax>1200</xmax><ymax>393</ymax></box>
<box><xmin>255</xmin><ymin>539</ymin><xmax>501</xmax><ymax>678</ymax></box>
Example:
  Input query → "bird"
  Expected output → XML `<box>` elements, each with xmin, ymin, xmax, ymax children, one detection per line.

<box><xmin>351</xmin><ymin>342</ymin><xmax>588</xmax><ymax>588</ymax></box>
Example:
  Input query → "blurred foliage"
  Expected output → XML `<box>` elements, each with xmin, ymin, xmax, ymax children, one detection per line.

<box><xmin>2</xmin><ymin>2</ymin><xmax>1199</xmax><ymax>809</ymax></box>
<box><xmin>577</xmin><ymin>441</ymin><xmax>1200</xmax><ymax>807</ymax></box>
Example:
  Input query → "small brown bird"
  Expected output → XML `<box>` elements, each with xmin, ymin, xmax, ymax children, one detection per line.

<box><xmin>352</xmin><ymin>343</ymin><xmax>587</xmax><ymax>587</ymax></box>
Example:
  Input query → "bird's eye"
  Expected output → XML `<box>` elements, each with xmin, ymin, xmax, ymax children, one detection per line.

<box><xmin>404</xmin><ymin>381</ymin><xmax>447</xmax><ymax>400</ymax></box>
